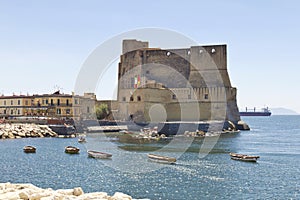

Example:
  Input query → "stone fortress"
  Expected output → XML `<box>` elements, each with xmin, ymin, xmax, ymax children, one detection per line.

<box><xmin>113</xmin><ymin>39</ymin><xmax>249</xmax><ymax>131</ymax></box>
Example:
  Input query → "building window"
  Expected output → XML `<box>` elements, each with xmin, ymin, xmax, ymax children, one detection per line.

<box><xmin>122</xmin><ymin>97</ymin><xmax>126</xmax><ymax>102</ymax></box>
<box><xmin>172</xmin><ymin>94</ymin><xmax>177</xmax><ymax>100</ymax></box>
<box><xmin>11</xmin><ymin>110</ymin><xmax>13</xmax><ymax>115</ymax></box>
<box><xmin>4</xmin><ymin>110</ymin><xmax>6</xmax><ymax>114</ymax></box>
<box><xmin>87</xmin><ymin>107</ymin><xmax>90</xmax><ymax>113</ymax></box>
<box><xmin>18</xmin><ymin>100</ymin><xmax>20</xmax><ymax>105</ymax></box>
<box><xmin>17</xmin><ymin>110</ymin><xmax>20</xmax><ymax>115</ymax></box>
<box><xmin>51</xmin><ymin>99</ymin><xmax>54</xmax><ymax>106</ymax></box>
<box><xmin>46</xmin><ymin>99</ymin><xmax>49</xmax><ymax>105</ymax></box>
<box><xmin>204</xmin><ymin>94</ymin><xmax>209</xmax><ymax>100</ymax></box>
<box><xmin>130</xmin><ymin>96</ymin><xmax>134</xmax><ymax>101</ymax></box>
<box><xmin>66</xmin><ymin>109</ymin><xmax>71</xmax><ymax>114</ymax></box>
<box><xmin>11</xmin><ymin>100</ymin><xmax>13</xmax><ymax>105</ymax></box>
<box><xmin>57</xmin><ymin>99</ymin><xmax>60</xmax><ymax>106</ymax></box>
<box><xmin>25</xmin><ymin>100</ymin><xmax>28</xmax><ymax>105</ymax></box>
<box><xmin>4</xmin><ymin>101</ymin><xmax>6</xmax><ymax>105</ymax></box>
<box><xmin>75</xmin><ymin>99</ymin><xmax>78</xmax><ymax>105</ymax></box>
<box><xmin>66</xmin><ymin>99</ymin><xmax>69</xmax><ymax>106</ymax></box>
<box><xmin>137</xmin><ymin>96</ymin><xmax>141</xmax><ymax>101</ymax></box>
<box><xmin>57</xmin><ymin>109</ymin><xmax>61</xmax><ymax>114</ymax></box>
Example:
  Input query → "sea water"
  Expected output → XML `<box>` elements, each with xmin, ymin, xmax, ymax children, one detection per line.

<box><xmin>0</xmin><ymin>115</ymin><xmax>299</xmax><ymax>199</ymax></box>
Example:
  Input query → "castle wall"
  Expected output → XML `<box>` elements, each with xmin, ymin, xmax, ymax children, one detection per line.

<box><xmin>117</xmin><ymin>40</ymin><xmax>241</xmax><ymax>123</ymax></box>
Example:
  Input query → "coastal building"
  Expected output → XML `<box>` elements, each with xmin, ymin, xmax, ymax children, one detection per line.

<box><xmin>0</xmin><ymin>92</ymin><xmax>97</xmax><ymax>120</ymax></box>
<box><xmin>114</xmin><ymin>39</ymin><xmax>241</xmax><ymax>124</ymax></box>
<box><xmin>0</xmin><ymin>95</ymin><xmax>34</xmax><ymax>117</ymax></box>
<box><xmin>32</xmin><ymin>92</ymin><xmax>74</xmax><ymax>118</ymax></box>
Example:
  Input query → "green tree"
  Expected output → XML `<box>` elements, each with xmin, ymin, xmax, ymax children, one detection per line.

<box><xmin>95</xmin><ymin>104</ymin><xmax>109</xmax><ymax>120</ymax></box>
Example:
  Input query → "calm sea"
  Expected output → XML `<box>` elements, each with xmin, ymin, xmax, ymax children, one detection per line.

<box><xmin>0</xmin><ymin>116</ymin><xmax>299</xmax><ymax>199</ymax></box>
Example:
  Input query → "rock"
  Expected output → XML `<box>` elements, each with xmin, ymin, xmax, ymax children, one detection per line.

<box><xmin>73</xmin><ymin>187</ymin><xmax>84</xmax><ymax>196</ymax></box>
<box><xmin>18</xmin><ymin>190</ymin><xmax>30</xmax><ymax>200</ymax></box>
<box><xmin>12</xmin><ymin>130</ymin><xmax>18</xmax><ymax>135</ymax></box>
<box><xmin>18</xmin><ymin>131</ymin><xmax>26</xmax><ymax>137</ymax></box>
<box><xmin>110</xmin><ymin>192</ymin><xmax>132</xmax><ymax>200</ymax></box>
<box><xmin>237</xmin><ymin>120</ymin><xmax>250</xmax><ymax>130</ymax></box>
<box><xmin>0</xmin><ymin>191</ymin><xmax>19</xmax><ymax>200</ymax></box>
<box><xmin>8</xmin><ymin>133</ymin><xmax>15</xmax><ymax>139</ymax></box>
<box><xmin>56</xmin><ymin>189</ymin><xmax>74</xmax><ymax>195</ymax></box>
<box><xmin>79</xmin><ymin>192</ymin><xmax>108</xmax><ymax>200</ymax></box>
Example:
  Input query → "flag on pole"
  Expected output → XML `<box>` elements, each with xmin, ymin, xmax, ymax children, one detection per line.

<box><xmin>137</xmin><ymin>75</ymin><xmax>141</xmax><ymax>87</ymax></box>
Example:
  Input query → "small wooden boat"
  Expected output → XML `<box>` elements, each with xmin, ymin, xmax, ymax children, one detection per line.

<box><xmin>148</xmin><ymin>153</ymin><xmax>176</xmax><ymax>164</ymax></box>
<box><xmin>23</xmin><ymin>146</ymin><xmax>36</xmax><ymax>153</ymax></box>
<box><xmin>65</xmin><ymin>146</ymin><xmax>80</xmax><ymax>154</ymax></box>
<box><xmin>230</xmin><ymin>153</ymin><xmax>260</xmax><ymax>162</ymax></box>
<box><xmin>87</xmin><ymin>150</ymin><xmax>112</xmax><ymax>159</ymax></box>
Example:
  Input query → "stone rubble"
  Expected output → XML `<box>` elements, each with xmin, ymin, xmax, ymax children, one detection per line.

<box><xmin>0</xmin><ymin>123</ymin><xmax>58</xmax><ymax>139</ymax></box>
<box><xmin>0</xmin><ymin>183</ymin><xmax>148</xmax><ymax>200</ymax></box>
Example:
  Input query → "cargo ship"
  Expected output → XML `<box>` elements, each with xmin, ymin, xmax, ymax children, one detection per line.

<box><xmin>239</xmin><ymin>107</ymin><xmax>271</xmax><ymax>116</ymax></box>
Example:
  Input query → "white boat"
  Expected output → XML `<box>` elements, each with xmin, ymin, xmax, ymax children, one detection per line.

<box><xmin>87</xmin><ymin>150</ymin><xmax>112</xmax><ymax>159</ymax></box>
<box><xmin>230</xmin><ymin>153</ymin><xmax>259</xmax><ymax>162</ymax></box>
<box><xmin>148</xmin><ymin>153</ymin><xmax>176</xmax><ymax>164</ymax></box>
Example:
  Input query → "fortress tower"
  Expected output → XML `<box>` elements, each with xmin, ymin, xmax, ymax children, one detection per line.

<box><xmin>115</xmin><ymin>39</ymin><xmax>246</xmax><ymax>129</ymax></box>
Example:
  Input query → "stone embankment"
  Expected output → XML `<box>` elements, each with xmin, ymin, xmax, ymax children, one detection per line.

<box><xmin>0</xmin><ymin>183</ymin><xmax>142</xmax><ymax>200</ymax></box>
<box><xmin>0</xmin><ymin>123</ymin><xmax>58</xmax><ymax>139</ymax></box>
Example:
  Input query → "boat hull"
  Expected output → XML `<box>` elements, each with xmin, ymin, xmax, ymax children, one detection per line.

<box><xmin>23</xmin><ymin>146</ymin><xmax>36</xmax><ymax>153</ymax></box>
<box><xmin>230</xmin><ymin>153</ymin><xmax>259</xmax><ymax>162</ymax></box>
<box><xmin>239</xmin><ymin>112</ymin><xmax>271</xmax><ymax>116</ymax></box>
<box><xmin>88</xmin><ymin>150</ymin><xmax>112</xmax><ymax>159</ymax></box>
<box><xmin>231</xmin><ymin>157</ymin><xmax>258</xmax><ymax>162</ymax></box>
<box><xmin>148</xmin><ymin>154</ymin><xmax>176</xmax><ymax>164</ymax></box>
<box><xmin>65</xmin><ymin>146</ymin><xmax>80</xmax><ymax>154</ymax></box>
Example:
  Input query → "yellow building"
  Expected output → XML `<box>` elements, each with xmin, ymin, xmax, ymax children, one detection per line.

<box><xmin>0</xmin><ymin>95</ymin><xmax>34</xmax><ymax>117</ymax></box>
<box><xmin>32</xmin><ymin>93</ymin><xmax>74</xmax><ymax>118</ymax></box>
<box><xmin>0</xmin><ymin>92</ymin><xmax>97</xmax><ymax>120</ymax></box>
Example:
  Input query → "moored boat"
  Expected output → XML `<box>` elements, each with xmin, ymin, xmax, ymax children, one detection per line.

<box><xmin>78</xmin><ymin>135</ymin><xmax>86</xmax><ymax>143</ymax></box>
<box><xmin>87</xmin><ymin>150</ymin><xmax>112</xmax><ymax>159</ymax></box>
<box><xmin>23</xmin><ymin>146</ymin><xmax>36</xmax><ymax>153</ymax></box>
<box><xmin>65</xmin><ymin>146</ymin><xmax>80</xmax><ymax>154</ymax></box>
<box><xmin>230</xmin><ymin>153</ymin><xmax>260</xmax><ymax>162</ymax></box>
<box><xmin>148</xmin><ymin>153</ymin><xmax>176</xmax><ymax>164</ymax></box>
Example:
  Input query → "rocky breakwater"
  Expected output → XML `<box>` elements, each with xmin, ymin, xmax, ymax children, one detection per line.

<box><xmin>0</xmin><ymin>123</ymin><xmax>58</xmax><ymax>139</ymax></box>
<box><xmin>0</xmin><ymin>183</ymin><xmax>142</xmax><ymax>200</ymax></box>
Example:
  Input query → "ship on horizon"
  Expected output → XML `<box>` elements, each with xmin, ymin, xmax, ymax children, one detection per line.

<box><xmin>239</xmin><ymin>107</ymin><xmax>272</xmax><ymax>116</ymax></box>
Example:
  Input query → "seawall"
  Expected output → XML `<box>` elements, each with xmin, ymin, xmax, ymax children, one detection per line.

<box><xmin>0</xmin><ymin>123</ymin><xmax>58</xmax><ymax>139</ymax></box>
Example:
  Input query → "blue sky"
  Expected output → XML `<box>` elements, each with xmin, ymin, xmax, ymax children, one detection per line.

<box><xmin>1</xmin><ymin>0</ymin><xmax>300</xmax><ymax>112</ymax></box>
